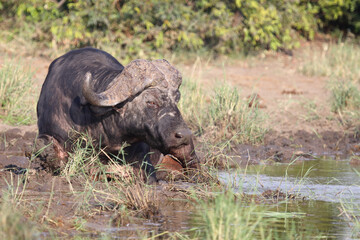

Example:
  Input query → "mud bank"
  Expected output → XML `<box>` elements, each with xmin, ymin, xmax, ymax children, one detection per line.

<box><xmin>233</xmin><ymin>128</ymin><xmax>360</xmax><ymax>165</ymax></box>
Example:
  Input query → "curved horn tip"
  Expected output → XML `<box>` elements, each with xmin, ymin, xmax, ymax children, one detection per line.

<box><xmin>85</xmin><ymin>72</ymin><xmax>92</xmax><ymax>81</ymax></box>
<box><xmin>83</xmin><ymin>72</ymin><xmax>92</xmax><ymax>95</ymax></box>
<box><xmin>82</xmin><ymin>71</ymin><xmax>103</xmax><ymax>107</ymax></box>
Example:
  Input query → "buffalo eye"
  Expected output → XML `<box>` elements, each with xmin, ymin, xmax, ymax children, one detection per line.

<box><xmin>146</xmin><ymin>100</ymin><xmax>158</xmax><ymax>108</ymax></box>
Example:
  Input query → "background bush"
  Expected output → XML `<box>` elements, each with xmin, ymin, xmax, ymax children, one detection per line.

<box><xmin>0</xmin><ymin>0</ymin><xmax>359</xmax><ymax>59</ymax></box>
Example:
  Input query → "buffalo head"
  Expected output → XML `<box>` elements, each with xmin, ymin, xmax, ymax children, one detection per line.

<box><xmin>81</xmin><ymin>58</ymin><xmax>198</xmax><ymax>169</ymax></box>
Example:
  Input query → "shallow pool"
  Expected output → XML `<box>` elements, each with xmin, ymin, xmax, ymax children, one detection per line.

<box><xmin>219</xmin><ymin>158</ymin><xmax>360</xmax><ymax>239</ymax></box>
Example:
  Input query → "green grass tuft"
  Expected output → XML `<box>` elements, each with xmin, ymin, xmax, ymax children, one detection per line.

<box><xmin>0</xmin><ymin>194</ymin><xmax>37</xmax><ymax>240</ymax></box>
<box><xmin>300</xmin><ymin>42</ymin><xmax>360</xmax><ymax>117</ymax></box>
<box><xmin>61</xmin><ymin>132</ymin><xmax>160</xmax><ymax>224</ymax></box>
<box><xmin>301</xmin><ymin>42</ymin><xmax>360</xmax><ymax>82</ymax></box>
<box><xmin>179</xmin><ymin>78</ymin><xmax>266</xmax><ymax>145</ymax></box>
<box><xmin>198</xmin><ymin>192</ymin><xmax>272</xmax><ymax>240</ymax></box>
<box><xmin>329</xmin><ymin>79</ymin><xmax>360</xmax><ymax>113</ymax></box>
<box><xmin>0</xmin><ymin>59</ymin><xmax>37</xmax><ymax>125</ymax></box>
<box><xmin>0</xmin><ymin>175</ymin><xmax>38</xmax><ymax>240</ymax></box>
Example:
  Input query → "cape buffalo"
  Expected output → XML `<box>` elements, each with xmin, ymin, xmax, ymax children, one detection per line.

<box><xmin>36</xmin><ymin>47</ymin><xmax>199</xmax><ymax>182</ymax></box>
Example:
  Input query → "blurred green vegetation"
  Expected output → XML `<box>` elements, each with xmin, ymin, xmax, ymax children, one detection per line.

<box><xmin>0</xmin><ymin>60</ymin><xmax>37</xmax><ymax>125</ymax></box>
<box><xmin>300</xmin><ymin>42</ymin><xmax>360</xmax><ymax>116</ymax></box>
<box><xmin>0</xmin><ymin>0</ymin><xmax>359</xmax><ymax>60</ymax></box>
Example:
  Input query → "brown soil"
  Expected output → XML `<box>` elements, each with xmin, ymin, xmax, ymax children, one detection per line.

<box><xmin>1</xmin><ymin>43</ymin><xmax>359</xmax><ymax>237</ymax></box>
<box><xmin>179</xmin><ymin>43</ymin><xmax>359</xmax><ymax>164</ymax></box>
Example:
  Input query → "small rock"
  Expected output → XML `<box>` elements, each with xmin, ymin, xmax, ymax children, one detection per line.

<box><xmin>350</xmin><ymin>157</ymin><xmax>360</xmax><ymax>166</ymax></box>
<box><xmin>350</xmin><ymin>144</ymin><xmax>360</xmax><ymax>152</ymax></box>
<box><xmin>293</xmin><ymin>150</ymin><xmax>312</xmax><ymax>158</ymax></box>
<box><xmin>246</xmin><ymin>93</ymin><xmax>266</xmax><ymax>108</ymax></box>
<box><xmin>281</xmin><ymin>89</ymin><xmax>303</xmax><ymax>95</ymax></box>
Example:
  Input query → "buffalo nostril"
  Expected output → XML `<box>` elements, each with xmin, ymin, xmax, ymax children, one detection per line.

<box><xmin>175</xmin><ymin>129</ymin><xmax>192</xmax><ymax>145</ymax></box>
<box><xmin>175</xmin><ymin>132</ymin><xmax>183</xmax><ymax>138</ymax></box>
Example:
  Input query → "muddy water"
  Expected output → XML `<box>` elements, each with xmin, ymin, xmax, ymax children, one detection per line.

<box><xmin>219</xmin><ymin>158</ymin><xmax>360</xmax><ymax>239</ymax></box>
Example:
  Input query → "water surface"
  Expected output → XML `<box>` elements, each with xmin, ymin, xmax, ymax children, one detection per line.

<box><xmin>219</xmin><ymin>158</ymin><xmax>360</xmax><ymax>239</ymax></box>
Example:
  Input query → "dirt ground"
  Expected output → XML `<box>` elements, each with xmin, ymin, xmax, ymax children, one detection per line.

<box><xmin>0</xmin><ymin>43</ymin><xmax>359</xmax><ymax>236</ymax></box>
<box><xmin>1</xmin><ymin>42</ymin><xmax>360</xmax><ymax>168</ymax></box>
<box><xmin>179</xmin><ymin>43</ymin><xmax>359</xmax><ymax>164</ymax></box>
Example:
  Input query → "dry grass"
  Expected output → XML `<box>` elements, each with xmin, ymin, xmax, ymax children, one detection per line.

<box><xmin>61</xmin><ymin>132</ymin><xmax>161</xmax><ymax>222</ymax></box>
<box><xmin>0</xmin><ymin>172</ymin><xmax>39</xmax><ymax>240</ymax></box>
<box><xmin>0</xmin><ymin>59</ymin><xmax>37</xmax><ymax>125</ymax></box>
<box><xmin>300</xmin><ymin>42</ymin><xmax>360</xmax><ymax>82</ymax></box>
<box><xmin>0</xmin><ymin>194</ymin><xmax>37</xmax><ymax>240</ymax></box>
<box><xmin>179</xmin><ymin>77</ymin><xmax>267</xmax><ymax>145</ymax></box>
<box><xmin>300</xmin><ymin>42</ymin><xmax>360</xmax><ymax>123</ymax></box>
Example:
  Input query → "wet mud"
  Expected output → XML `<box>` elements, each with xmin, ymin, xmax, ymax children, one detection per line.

<box><xmin>233</xmin><ymin>128</ymin><xmax>360</xmax><ymax>165</ymax></box>
<box><xmin>2</xmin><ymin>123</ymin><xmax>359</xmax><ymax>174</ymax></box>
<box><xmin>0</xmin><ymin>124</ymin><xmax>207</xmax><ymax>237</ymax></box>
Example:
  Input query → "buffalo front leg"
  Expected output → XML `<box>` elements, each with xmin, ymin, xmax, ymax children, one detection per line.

<box><xmin>32</xmin><ymin>135</ymin><xmax>68</xmax><ymax>174</ymax></box>
<box><xmin>124</xmin><ymin>142</ymin><xmax>157</xmax><ymax>184</ymax></box>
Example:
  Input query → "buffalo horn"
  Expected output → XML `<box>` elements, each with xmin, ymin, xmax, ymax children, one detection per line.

<box><xmin>82</xmin><ymin>59</ymin><xmax>164</xmax><ymax>107</ymax></box>
<box><xmin>152</xmin><ymin>59</ymin><xmax>182</xmax><ymax>89</ymax></box>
